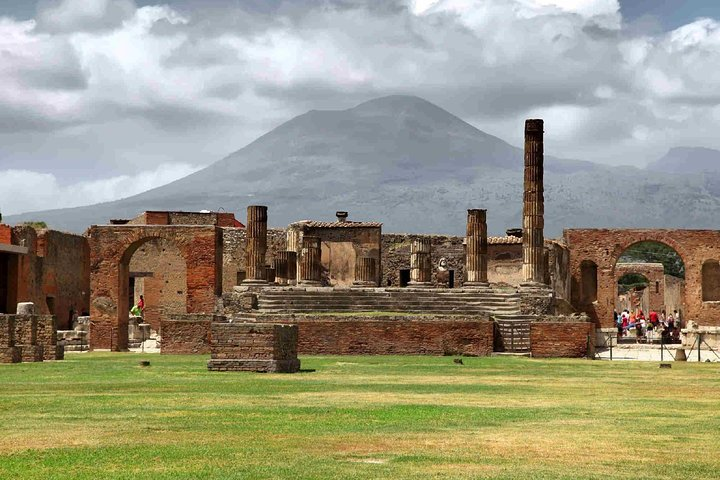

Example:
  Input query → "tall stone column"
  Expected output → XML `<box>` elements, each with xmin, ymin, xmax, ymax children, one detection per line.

<box><xmin>523</xmin><ymin>119</ymin><xmax>545</xmax><ymax>285</ymax></box>
<box><xmin>243</xmin><ymin>205</ymin><xmax>268</xmax><ymax>285</ymax></box>
<box><xmin>298</xmin><ymin>236</ymin><xmax>322</xmax><ymax>286</ymax></box>
<box><xmin>409</xmin><ymin>238</ymin><xmax>432</xmax><ymax>288</ymax></box>
<box><xmin>353</xmin><ymin>257</ymin><xmax>377</xmax><ymax>287</ymax></box>
<box><xmin>272</xmin><ymin>252</ymin><xmax>291</xmax><ymax>286</ymax></box>
<box><xmin>465</xmin><ymin>209</ymin><xmax>489</xmax><ymax>288</ymax></box>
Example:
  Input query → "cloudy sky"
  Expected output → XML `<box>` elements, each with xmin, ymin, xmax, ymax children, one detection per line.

<box><xmin>1</xmin><ymin>0</ymin><xmax>719</xmax><ymax>215</ymax></box>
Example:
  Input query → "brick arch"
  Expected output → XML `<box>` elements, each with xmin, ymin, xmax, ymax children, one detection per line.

<box><xmin>88</xmin><ymin>225</ymin><xmax>221</xmax><ymax>350</ymax></box>
<box><xmin>565</xmin><ymin>229</ymin><xmax>720</xmax><ymax>328</ymax></box>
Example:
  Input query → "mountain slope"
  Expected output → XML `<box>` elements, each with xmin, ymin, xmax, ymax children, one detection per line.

<box><xmin>7</xmin><ymin>95</ymin><xmax>720</xmax><ymax>235</ymax></box>
<box><xmin>646</xmin><ymin>147</ymin><xmax>720</xmax><ymax>174</ymax></box>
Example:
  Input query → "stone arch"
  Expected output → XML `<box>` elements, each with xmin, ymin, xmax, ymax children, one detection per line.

<box><xmin>88</xmin><ymin>225</ymin><xmax>221</xmax><ymax>351</ymax></box>
<box><xmin>701</xmin><ymin>259</ymin><xmax>720</xmax><ymax>302</ymax></box>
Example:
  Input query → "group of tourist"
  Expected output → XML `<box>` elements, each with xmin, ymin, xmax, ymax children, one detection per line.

<box><xmin>614</xmin><ymin>308</ymin><xmax>681</xmax><ymax>344</ymax></box>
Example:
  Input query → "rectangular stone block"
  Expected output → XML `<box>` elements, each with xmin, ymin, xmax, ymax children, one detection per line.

<box><xmin>208</xmin><ymin>322</ymin><xmax>300</xmax><ymax>373</ymax></box>
<box><xmin>0</xmin><ymin>347</ymin><xmax>21</xmax><ymax>363</ymax></box>
<box><xmin>21</xmin><ymin>345</ymin><xmax>43</xmax><ymax>363</ymax></box>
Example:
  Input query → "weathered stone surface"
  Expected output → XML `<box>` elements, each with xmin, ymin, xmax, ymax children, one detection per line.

<box><xmin>243</xmin><ymin>205</ymin><xmax>268</xmax><ymax>285</ymax></box>
<box><xmin>409</xmin><ymin>238</ymin><xmax>432</xmax><ymax>287</ymax></box>
<box><xmin>530</xmin><ymin>320</ymin><xmax>594</xmax><ymax>358</ymax></box>
<box><xmin>523</xmin><ymin>119</ymin><xmax>545</xmax><ymax>284</ymax></box>
<box><xmin>298</xmin><ymin>236</ymin><xmax>322</xmax><ymax>285</ymax></box>
<box><xmin>353</xmin><ymin>257</ymin><xmax>377</xmax><ymax>287</ymax></box>
<box><xmin>207</xmin><ymin>322</ymin><xmax>300</xmax><ymax>373</ymax></box>
<box><xmin>160</xmin><ymin>314</ymin><xmax>227</xmax><ymax>354</ymax></box>
<box><xmin>465</xmin><ymin>209</ymin><xmax>489</xmax><ymax>286</ymax></box>
<box><xmin>16</xmin><ymin>302</ymin><xmax>36</xmax><ymax>315</ymax></box>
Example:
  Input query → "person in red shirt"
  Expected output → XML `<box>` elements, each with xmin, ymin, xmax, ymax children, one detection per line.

<box><xmin>649</xmin><ymin>310</ymin><xmax>659</xmax><ymax>325</ymax></box>
<box><xmin>137</xmin><ymin>295</ymin><xmax>145</xmax><ymax>317</ymax></box>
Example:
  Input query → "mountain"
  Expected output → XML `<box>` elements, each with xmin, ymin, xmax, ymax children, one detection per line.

<box><xmin>646</xmin><ymin>147</ymin><xmax>720</xmax><ymax>174</ymax></box>
<box><xmin>7</xmin><ymin>95</ymin><xmax>720</xmax><ymax>236</ymax></box>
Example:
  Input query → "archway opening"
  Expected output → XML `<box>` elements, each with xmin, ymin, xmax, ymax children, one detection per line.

<box><xmin>615</xmin><ymin>241</ymin><xmax>685</xmax><ymax>344</ymax></box>
<box><xmin>120</xmin><ymin>237</ymin><xmax>188</xmax><ymax>349</ymax></box>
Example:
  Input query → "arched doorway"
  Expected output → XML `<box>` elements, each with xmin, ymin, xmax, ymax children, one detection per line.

<box><xmin>127</xmin><ymin>238</ymin><xmax>187</xmax><ymax>334</ymax></box>
<box><xmin>88</xmin><ymin>224</ymin><xmax>221</xmax><ymax>351</ymax></box>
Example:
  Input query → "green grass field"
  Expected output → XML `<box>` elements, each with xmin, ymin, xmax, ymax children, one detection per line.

<box><xmin>1</xmin><ymin>354</ymin><xmax>719</xmax><ymax>479</ymax></box>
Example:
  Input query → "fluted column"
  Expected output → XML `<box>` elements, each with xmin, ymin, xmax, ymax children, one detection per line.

<box><xmin>465</xmin><ymin>209</ymin><xmax>489</xmax><ymax>287</ymax></box>
<box><xmin>286</xmin><ymin>251</ymin><xmax>297</xmax><ymax>285</ymax></box>
<box><xmin>523</xmin><ymin>119</ymin><xmax>545</xmax><ymax>284</ymax></box>
<box><xmin>409</xmin><ymin>238</ymin><xmax>432</xmax><ymax>288</ymax></box>
<box><xmin>243</xmin><ymin>205</ymin><xmax>268</xmax><ymax>285</ymax></box>
<box><xmin>272</xmin><ymin>252</ymin><xmax>290</xmax><ymax>285</ymax></box>
<box><xmin>298</xmin><ymin>236</ymin><xmax>322</xmax><ymax>286</ymax></box>
<box><xmin>353</xmin><ymin>257</ymin><xmax>377</xmax><ymax>287</ymax></box>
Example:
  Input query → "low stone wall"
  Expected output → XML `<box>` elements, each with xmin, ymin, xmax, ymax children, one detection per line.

<box><xmin>160</xmin><ymin>314</ymin><xmax>225</xmax><ymax>354</ymax></box>
<box><xmin>36</xmin><ymin>315</ymin><xmax>63</xmax><ymax>361</ymax></box>
<box><xmin>208</xmin><ymin>322</ymin><xmax>300</xmax><ymax>372</ymax></box>
<box><xmin>0</xmin><ymin>315</ymin><xmax>21</xmax><ymax>363</ymax></box>
<box><xmin>530</xmin><ymin>320</ymin><xmax>594</xmax><ymax>358</ymax></box>
<box><xmin>0</xmin><ymin>314</ymin><xmax>63</xmax><ymax>362</ymax></box>
<box><xmin>258</xmin><ymin>315</ymin><xmax>494</xmax><ymax>356</ymax></box>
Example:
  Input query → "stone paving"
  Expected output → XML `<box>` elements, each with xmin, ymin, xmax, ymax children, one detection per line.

<box><xmin>596</xmin><ymin>344</ymin><xmax>720</xmax><ymax>362</ymax></box>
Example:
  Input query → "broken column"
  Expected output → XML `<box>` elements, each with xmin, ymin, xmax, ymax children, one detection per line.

<box><xmin>243</xmin><ymin>205</ymin><xmax>268</xmax><ymax>285</ymax></box>
<box><xmin>353</xmin><ymin>257</ymin><xmax>377</xmax><ymax>287</ymax></box>
<box><xmin>298</xmin><ymin>236</ymin><xmax>322</xmax><ymax>286</ymax></box>
<box><xmin>522</xmin><ymin>119</ymin><xmax>545</xmax><ymax>285</ymax></box>
<box><xmin>286</xmin><ymin>251</ymin><xmax>297</xmax><ymax>285</ymax></box>
<box><xmin>272</xmin><ymin>252</ymin><xmax>291</xmax><ymax>285</ymax></box>
<box><xmin>409</xmin><ymin>238</ymin><xmax>433</xmax><ymax>288</ymax></box>
<box><xmin>465</xmin><ymin>209</ymin><xmax>489</xmax><ymax>288</ymax></box>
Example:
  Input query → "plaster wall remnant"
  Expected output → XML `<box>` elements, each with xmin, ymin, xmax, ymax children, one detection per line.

<box><xmin>523</xmin><ymin>119</ymin><xmax>545</xmax><ymax>285</ymax></box>
<box><xmin>409</xmin><ymin>238</ymin><xmax>432</xmax><ymax>287</ymax></box>
<box><xmin>298</xmin><ymin>236</ymin><xmax>322</xmax><ymax>285</ymax></box>
<box><xmin>465</xmin><ymin>209</ymin><xmax>489</xmax><ymax>287</ymax></box>
<box><xmin>243</xmin><ymin>205</ymin><xmax>268</xmax><ymax>285</ymax></box>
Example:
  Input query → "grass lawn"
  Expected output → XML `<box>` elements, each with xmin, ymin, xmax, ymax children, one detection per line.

<box><xmin>1</xmin><ymin>354</ymin><xmax>719</xmax><ymax>479</ymax></box>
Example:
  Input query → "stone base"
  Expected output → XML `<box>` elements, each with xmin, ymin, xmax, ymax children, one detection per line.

<box><xmin>352</xmin><ymin>281</ymin><xmax>377</xmax><ymax>288</ymax></box>
<box><xmin>0</xmin><ymin>347</ymin><xmax>21</xmax><ymax>363</ymax></box>
<box><xmin>298</xmin><ymin>280</ymin><xmax>322</xmax><ymax>286</ymax></box>
<box><xmin>407</xmin><ymin>281</ymin><xmax>433</xmax><ymax>289</ymax></box>
<box><xmin>207</xmin><ymin>358</ymin><xmax>300</xmax><ymax>373</ymax></box>
<box><xmin>595</xmin><ymin>328</ymin><xmax>617</xmax><ymax>348</ymax></box>
<box><xmin>242</xmin><ymin>279</ymin><xmax>268</xmax><ymax>286</ymax></box>
<box><xmin>463</xmin><ymin>281</ymin><xmax>491</xmax><ymax>290</ymax></box>
<box><xmin>20</xmin><ymin>345</ymin><xmax>43</xmax><ymax>362</ymax></box>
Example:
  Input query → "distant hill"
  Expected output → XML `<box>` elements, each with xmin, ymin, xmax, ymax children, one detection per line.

<box><xmin>646</xmin><ymin>147</ymin><xmax>720</xmax><ymax>174</ymax></box>
<box><xmin>7</xmin><ymin>95</ymin><xmax>720</xmax><ymax>236</ymax></box>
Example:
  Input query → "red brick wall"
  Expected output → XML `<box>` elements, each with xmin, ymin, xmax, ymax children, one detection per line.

<box><xmin>0</xmin><ymin>225</ymin><xmax>11</xmax><ymax>245</ymax></box>
<box><xmin>160</xmin><ymin>315</ymin><xmax>219</xmax><ymax>354</ymax></box>
<box><xmin>279</xmin><ymin>316</ymin><xmax>493</xmax><ymax>356</ymax></box>
<box><xmin>565</xmin><ymin>229</ymin><xmax>720</xmax><ymax>327</ymax></box>
<box><xmin>88</xmin><ymin>225</ymin><xmax>221</xmax><ymax>351</ymax></box>
<box><xmin>530</xmin><ymin>321</ymin><xmax>593</xmax><ymax>358</ymax></box>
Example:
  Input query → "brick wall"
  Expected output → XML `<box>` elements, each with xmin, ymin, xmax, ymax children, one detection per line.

<box><xmin>266</xmin><ymin>315</ymin><xmax>494</xmax><ymax>356</ymax></box>
<box><xmin>14</xmin><ymin>315</ymin><xmax>43</xmax><ymax>362</ymax></box>
<box><xmin>0</xmin><ymin>315</ymin><xmax>20</xmax><ymax>363</ymax></box>
<box><xmin>208</xmin><ymin>322</ymin><xmax>300</xmax><ymax>372</ymax></box>
<box><xmin>221</xmin><ymin>228</ymin><xmax>287</xmax><ymax>291</ymax></box>
<box><xmin>530</xmin><ymin>321</ymin><xmax>594</xmax><ymax>358</ymax></box>
<box><xmin>0</xmin><ymin>224</ymin><xmax>11</xmax><ymax>245</ymax></box>
<box><xmin>36</xmin><ymin>315</ymin><xmax>62</xmax><ymax>360</ymax></box>
<box><xmin>160</xmin><ymin>314</ymin><xmax>224</xmax><ymax>354</ymax></box>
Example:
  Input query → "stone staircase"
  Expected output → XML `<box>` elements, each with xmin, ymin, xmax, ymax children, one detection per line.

<box><xmin>254</xmin><ymin>287</ymin><xmax>522</xmax><ymax>317</ymax></box>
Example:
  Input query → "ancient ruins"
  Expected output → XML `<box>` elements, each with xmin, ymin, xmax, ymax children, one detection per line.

<box><xmin>2</xmin><ymin>119</ymin><xmax>718</xmax><ymax>364</ymax></box>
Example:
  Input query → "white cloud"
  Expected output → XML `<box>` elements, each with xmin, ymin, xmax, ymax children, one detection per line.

<box><xmin>36</xmin><ymin>0</ymin><xmax>137</xmax><ymax>33</ymax></box>
<box><xmin>0</xmin><ymin>163</ymin><xmax>201</xmax><ymax>215</ymax></box>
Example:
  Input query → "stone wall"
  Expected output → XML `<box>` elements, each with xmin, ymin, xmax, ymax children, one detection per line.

<box><xmin>564</xmin><ymin>229</ymin><xmax>720</xmax><ymax>327</ymax></box>
<box><xmin>530</xmin><ymin>320</ymin><xmax>594</xmax><ymax>358</ymax></box>
<box><xmin>221</xmin><ymin>228</ymin><xmax>286</xmax><ymax>292</ymax></box>
<box><xmin>89</xmin><ymin>225</ymin><xmax>221</xmax><ymax>351</ymax></box>
<box><xmin>207</xmin><ymin>322</ymin><xmax>300</xmax><ymax>372</ymax></box>
<box><xmin>159</xmin><ymin>314</ymin><xmax>223</xmax><ymax>354</ymax></box>
<box><xmin>36</xmin><ymin>315</ymin><xmax>62</xmax><ymax>360</ymax></box>
<box><xmin>128</xmin><ymin>238</ymin><xmax>187</xmax><ymax>332</ymax></box>
<box><xmin>382</xmin><ymin>234</ymin><xmax>466</xmax><ymax>287</ymax></box>
<box><xmin>265</xmin><ymin>315</ymin><xmax>494</xmax><ymax>356</ymax></box>
<box><xmin>3</xmin><ymin>227</ymin><xmax>89</xmax><ymax>329</ymax></box>
<box><xmin>0</xmin><ymin>315</ymin><xmax>20</xmax><ymax>363</ymax></box>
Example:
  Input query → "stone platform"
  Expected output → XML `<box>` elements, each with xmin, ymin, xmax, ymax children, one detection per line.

<box><xmin>207</xmin><ymin>322</ymin><xmax>300</xmax><ymax>373</ymax></box>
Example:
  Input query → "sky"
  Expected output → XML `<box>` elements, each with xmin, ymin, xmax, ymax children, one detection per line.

<box><xmin>1</xmin><ymin>0</ymin><xmax>720</xmax><ymax>215</ymax></box>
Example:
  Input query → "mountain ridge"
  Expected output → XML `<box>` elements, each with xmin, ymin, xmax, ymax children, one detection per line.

<box><xmin>6</xmin><ymin>95</ymin><xmax>720</xmax><ymax>235</ymax></box>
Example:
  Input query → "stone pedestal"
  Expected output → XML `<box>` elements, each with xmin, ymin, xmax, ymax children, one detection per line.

<box><xmin>16</xmin><ymin>302</ymin><xmax>36</xmax><ymax>315</ymax></box>
<box><xmin>243</xmin><ymin>205</ymin><xmax>268</xmax><ymax>285</ymax></box>
<box><xmin>353</xmin><ymin>257</ymin><xmax>378</xmax><ymax>287</ymax></box>
<box><xmin>522</xmin><ymin>119</ymin><xmax>545</xmax><ymax>285</ymax></box>
<box><xmin>464</xmin><ymin>209</ymin><xmax>489</xmax><ymax>288</ymax></box>
<box><xmin>286</xmin><ymin>252</ymin><xmax>297</xmax><ymax>286</ymax></box>
<box><xmin>207</xmin><ymin>322</ymin><xmax>300</xmax><ymax>373</ymax></box>
<box><xmin>0</xmin><ymin>315</ymin><xmax>21</xmax><ymax>364</ymax></box>
<box><xmin>409</xmin><ymin>238</ymin><xmax>432</xmax><ymax>288</ymax></box>
<box><xmin>298</xmin><ymin>236</ymin><xmax>322</xmax><ymax>286</ymax></box>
